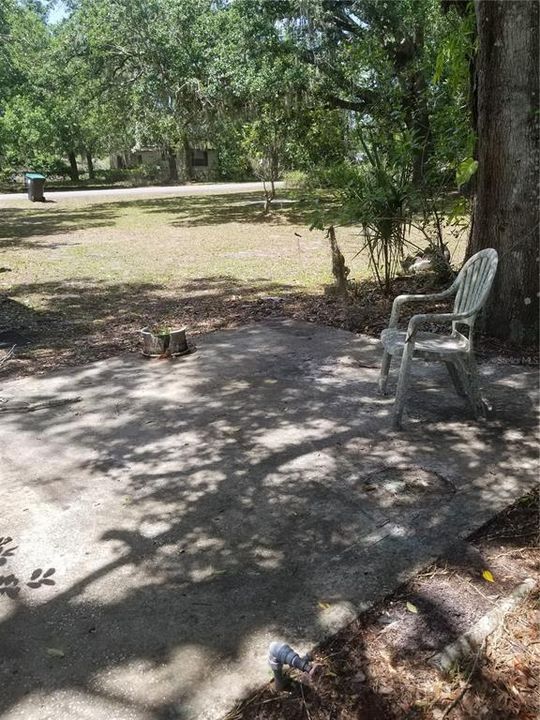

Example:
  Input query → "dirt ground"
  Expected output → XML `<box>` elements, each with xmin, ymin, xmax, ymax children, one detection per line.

<box><xmin>226</xmin><ymin>490</ymin><xmax>539</xmax><ymax>720</ymax></box>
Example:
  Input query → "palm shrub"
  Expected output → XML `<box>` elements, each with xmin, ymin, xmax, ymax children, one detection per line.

<box><xmin>318</xmin><ymin>132</ymin><xmax>417</xmax><ymax>295</ymax></box>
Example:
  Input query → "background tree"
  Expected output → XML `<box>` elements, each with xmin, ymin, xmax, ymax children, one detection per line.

<box><xmin>73</xmin><ymin>0</ymin><xmax>218</xmax><ymax>181</ymax></box>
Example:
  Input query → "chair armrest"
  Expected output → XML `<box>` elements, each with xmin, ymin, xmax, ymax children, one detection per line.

<box><xmin>389</xmin><ymin>287</ymin><xmax>455</xmax><ymax>328</ymax></box>
<box><xmin>405</xmin><ymin>312</ymin><xmax>474</xmax><ymax>342</ymax></box>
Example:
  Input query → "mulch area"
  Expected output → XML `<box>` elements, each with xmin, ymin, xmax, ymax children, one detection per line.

<box><xmin>0</xmin><ymin>274</ymin><xmax>537</xmax><ymax>380</ymax></box>
<box><xmin>226</xmin><ymin>490</ymin><xmax>539</xmax><ymax>720</ymax></box>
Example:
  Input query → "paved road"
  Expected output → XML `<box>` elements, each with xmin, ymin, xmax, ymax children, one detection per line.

<box><xmin>0</xmin><ymin>180</ymin><xmax>284</xmax><ymax>202</ymax></box>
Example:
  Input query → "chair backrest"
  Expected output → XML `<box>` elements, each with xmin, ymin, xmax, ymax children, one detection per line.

<box><xmin>452</xmin><ymin>248</ymin><xmax>498</xmax><ymax>328</ymax></box>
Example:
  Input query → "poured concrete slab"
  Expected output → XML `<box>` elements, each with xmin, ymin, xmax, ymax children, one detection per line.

<box><xmin>0</xmin><ymin>321</ymin><xmax>537</xmax><ymax>720</ymax></box>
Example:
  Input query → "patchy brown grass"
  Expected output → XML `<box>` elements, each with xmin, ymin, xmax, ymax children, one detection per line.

<box><xmin>1</xmin><ymin>188</ymin><xmax>535</xmax><ymax>379</ymax></box>
<box><xmin>0</xmin><ymin>189</ymin><xmax>471</xmax><ymax>378</ymax></box>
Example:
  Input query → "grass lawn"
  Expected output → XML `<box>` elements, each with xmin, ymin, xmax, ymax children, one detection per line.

<box><xmin>1</xmin><ymin>190</ymin><xmax>365</xmax><ymax>287</ymax></box>
<box><xmin>0</xmin><ymin>188</ymin><xmax>466</xmax><ymax>377</ymax></box>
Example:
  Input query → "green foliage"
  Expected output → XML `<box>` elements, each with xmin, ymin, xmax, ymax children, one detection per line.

<box><xmin>0</xmin><ymin>94</ymin><xmax>57</xmax><ymax>171</ymax></box>
<box><xmin>94</xmin><ymin>168</ymin><xmax>131</xmax><ymax>184</ymax></box>
<box><xmin>283</xmin><ymin>170</ymin><xmax>309</xmax><ymax>190</ymax></box>
<box><xmin>456</xmin><ymin>157</ymin><xmax>478</xmax><ymax>188</ymax></box>
<box><xmin>0</xmin><ymin>0</ymin><xmax>476</xmax><ymax>224</ymax></box>
<box><xmin>331</xmin><ymin>134</ymin><xmax>418</xmax><ymax>294</ymax></box>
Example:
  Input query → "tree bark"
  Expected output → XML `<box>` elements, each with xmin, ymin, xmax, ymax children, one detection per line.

<box><xmin>166</xmin><ymin>146</ymin><xmax>178</xmax><ymax>183</ymax></box>
<box><xmin>328</xmin><ymin>225</ymin><xmax>349</xmax><ymax>295</ymax></box>
<box><xmin>183</xmin><ymin>137</ymin><xmax>193</xmax><ymax>181</ymax></box>
<box><xmin>85</xmin><ymin>151</ymin><xmax>94</xmax><ymax>180</ymax></box>
<box><xmin>68</xmin><ymin>151</ymin><xmax>79</xmax><ymax>182</ymax></box>
<box><xmin>467</xmin><ymin>0</ymin><xmax>539</xmax><ymax>346</ymax></box>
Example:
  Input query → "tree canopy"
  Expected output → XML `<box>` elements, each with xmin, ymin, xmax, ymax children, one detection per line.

<box><xmin>0</xmin><ymin>0</ymin><xmax>473</xmax><ymax>183</ymax></box>
<box><xmin>0</xmin><ymin>0</ymin><xmax>537</xmax><ymax>343</ymax></box>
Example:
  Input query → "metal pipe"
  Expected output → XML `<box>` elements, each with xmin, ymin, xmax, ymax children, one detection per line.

<box><xmin>268</xmin><ymin>642</ymin><xmax>312</xmax><ymax>691</ymax></box>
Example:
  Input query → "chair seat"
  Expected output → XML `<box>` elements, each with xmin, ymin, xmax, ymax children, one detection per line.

<box><xmin>380</xmin><ymin>328</ymin><xmax>469</xmax><ymax>356</ymax></box>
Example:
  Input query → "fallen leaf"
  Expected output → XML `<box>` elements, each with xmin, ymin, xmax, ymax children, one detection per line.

<box><xmin>406</xmin><ymin>601</ymin><xmax>418</xmax><ymax>613</ymax></box>
<box><xmin>46</xmin><ymin>648</ymin><xmax>65</xmax><ymax>658</ymax></box>
<box><xmin>482</xmin><ymin>569</ymin><xmax>495</xmax><ymax>583</ymax></box>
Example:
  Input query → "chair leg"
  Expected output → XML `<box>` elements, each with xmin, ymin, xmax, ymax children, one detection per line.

<box><xmin>445</xmin><ymin>360</ymin><xmax>467</xmax><ymax>398</ymax></box>
<box><xmin>466</xmin><ymin>354</ymin><xmax>487</xmax><ymax>419</ymax></box>
<box><xmin>455</xmin><ymin>356</ymin><xmax>486</xmax><ymax>419</ymax></box>
<box><xmin>379</xmin><ymin>351</ymin><xmax>392</xmax><ymax>395</ymax></box>
<box><xmin>392</xmin><ymin>345</ymin><xmax>414</xmax><ymax>430</ymax></box>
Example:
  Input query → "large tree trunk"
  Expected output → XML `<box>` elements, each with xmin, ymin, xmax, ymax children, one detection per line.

<box><xmin>85</xmin><ymin>150</ymin><xmax>94</xmax><ymax>180</ymax></box>
<box><xmin>166</xmin><ymin>146</ymin><xmax>178</xmax><ymax>183</ymax></box>
<box><xmin>467</xmin><ymin>0</ymin><xmax>539</xmax><ymax>346</ymax></box>
<box><xmin>68</xmin><ymin>151</ymin><xmax>80</xmax><ymax>182</ymax></box>
<box><xmin>183</xmin><ymin>137</ymin><xmax>193</xmax><ymax>181</ymax></box>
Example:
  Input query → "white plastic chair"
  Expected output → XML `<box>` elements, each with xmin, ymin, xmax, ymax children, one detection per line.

<box><xmin>379</xmin><ymin>248</ymin><xmax>499</xmax><ymax>428</ymax></box>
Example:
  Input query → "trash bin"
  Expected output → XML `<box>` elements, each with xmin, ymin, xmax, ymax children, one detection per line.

<box><xmin>25</xmin><ymin>172</ymin><xmax>46</xmax><ymax>202</ymax></box>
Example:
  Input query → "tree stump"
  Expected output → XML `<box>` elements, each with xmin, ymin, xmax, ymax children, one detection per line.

<box><xmin>140</xmin><ymin>327</ymin><xmax>188</xmax><ymax>357</ymax></box>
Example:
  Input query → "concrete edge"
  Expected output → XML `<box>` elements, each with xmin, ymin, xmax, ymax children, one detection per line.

<box><xmin>431</xmin><ymin>577</ymin><xmax>537</xmax><ymax>674</ymax></box>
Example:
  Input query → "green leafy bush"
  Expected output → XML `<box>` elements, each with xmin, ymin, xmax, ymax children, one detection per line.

<box><xmin>283</xmin><ymin>170</ymin><xmax>309</xmax><ymax>190</ymax></box>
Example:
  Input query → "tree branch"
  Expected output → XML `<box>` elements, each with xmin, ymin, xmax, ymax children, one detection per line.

<box><xmin>325</xmin><ymin>95</ymin><xmax>370</xmax><ymax>111</ymax></box>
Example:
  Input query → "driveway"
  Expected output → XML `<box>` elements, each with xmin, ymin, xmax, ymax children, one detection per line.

<box><xmin>0</xmin><ymin>181</ymin><xmax>284</xmax><ymax>202</ymax></box>
<box><xmin>0</xmin><ymin>321</ymin><xmax>537</xmax><ymax>720</ymax></box>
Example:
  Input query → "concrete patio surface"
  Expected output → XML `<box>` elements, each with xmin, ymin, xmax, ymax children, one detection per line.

<box><xmin>0</xmin><ymin>320</ymin><xmax>537</xmax><ymax>720</ymax></box>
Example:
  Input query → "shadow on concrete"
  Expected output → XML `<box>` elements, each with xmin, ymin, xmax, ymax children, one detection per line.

<box><xmin>0</xmin><ymin>321</ymin><xmax>537</xmax><ymax>719</ymax></box>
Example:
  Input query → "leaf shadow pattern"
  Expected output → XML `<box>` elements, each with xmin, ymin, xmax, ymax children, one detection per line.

<box><xmin>0</xmin><ymin>537</ymin><xmax>17</xmax><ymax>566</ymax></box>
<box><xmin>0</xmin><ymin>539</ymin><xmax>56</xmax><ymax>595</ymax></box>
<box><xmin>0</xmin><ymin>321</ymin><xmax>538</xmax><ymax>719</ymax></box>
<box><xmin>0</xmin><ymin>574</ymin><xmax>20</xmax><ymax>599</ymax></box>
<box><xmin>0</xmin><ymin>276</ymin><xmax>304</xmax><ymax>380</ymax></box>
<box><xmin>27</xmin><ymin>568</ymin><xmax>56</xmax><ymax>588</ymax></box>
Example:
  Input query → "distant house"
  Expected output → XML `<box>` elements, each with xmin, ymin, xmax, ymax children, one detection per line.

<box><xmin>109</xmin><ymin>145</ymin><xmax>218</xmax><ymax>180</ymax></box>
